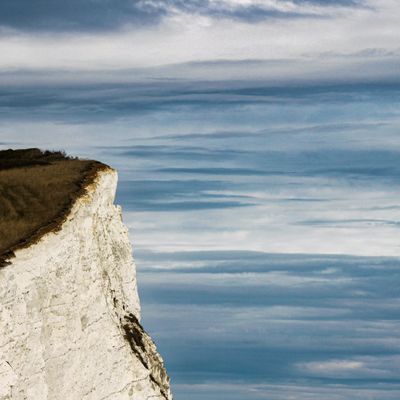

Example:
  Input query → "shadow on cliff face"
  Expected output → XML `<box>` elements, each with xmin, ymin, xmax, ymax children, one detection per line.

<box><xmin>122</xmin><ymin>311</ymin><xmax>171</xmax><ymax>400</ymax></box>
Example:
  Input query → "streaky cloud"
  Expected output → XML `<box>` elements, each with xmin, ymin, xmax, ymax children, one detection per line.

<box><xmin>0</xmin><ymin>0</ymin><xmax>365</xmax><ymax>32</ymax></box>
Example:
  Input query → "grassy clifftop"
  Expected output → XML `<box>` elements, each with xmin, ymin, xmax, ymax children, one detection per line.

<box><xmin>0</xmin><ymin>149</ymin><xmax>108</xmax><ymax>263</ymax></box>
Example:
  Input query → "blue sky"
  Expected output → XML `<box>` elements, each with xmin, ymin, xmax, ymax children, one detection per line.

<box><xmin>1</xmin><ymin>1</ymin><xmax>400</xmax><ymax>399</ymax></box>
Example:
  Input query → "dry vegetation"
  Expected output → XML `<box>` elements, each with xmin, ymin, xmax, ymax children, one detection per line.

<box><xmin>0</xmin><ymin>149</ymin><xmax>107</xmax><ymax>262</ymax></box>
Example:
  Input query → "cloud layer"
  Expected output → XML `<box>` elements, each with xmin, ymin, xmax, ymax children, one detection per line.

<box><xmin>0</xmin><ymin>0</ymin><xmax>363</xmax><ymax>32</ymax></box>
<box><xmin>137</xmin><ymin>250</ymin><xmax>400</xmax><ymax>399</ymax></box>
<box><xmin>0</xmin><ymin>0</ymin><xmax>398</xmax><ymax>84</ymax></box>
<box><xmin>1</xmin><ymin>2</ymin><xmax>400</xmax><ymax>399</ymax></box>
<box><xmin>3</xmin><ymin>71</ymin><xmax>400</xmax><ymax>400</ymax></box>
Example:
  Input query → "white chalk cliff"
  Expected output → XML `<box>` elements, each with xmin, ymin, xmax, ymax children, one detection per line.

<box><xmin>0</xmin><ymin>168</ymin><xmax>172</xmax><ymax>400</ymax></box>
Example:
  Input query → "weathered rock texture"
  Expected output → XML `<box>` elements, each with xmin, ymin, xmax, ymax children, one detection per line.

<box><xmin>0</xmin><ymin>168</ymin><xmax>172</xmax><ymax>400</ymax></box>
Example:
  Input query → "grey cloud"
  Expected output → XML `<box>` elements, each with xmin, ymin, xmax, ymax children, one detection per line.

<box><xmin>120</xmin><ymin>199</ymin><xmax>253</xmax><ymax>211</ymax></box>
<box><xmin>116</xmin><ymin>179</ymin><xmax>258</xmax><ymax>211</ymax></box>
<box><xmin>154</xmin><ymin>167</ymin><xmax>267</xmax><ymax>176</ymax></box>
<box><xmin>0</xmin><ymin>0</ymin><xmax>165</xmax><ymax>32</ymax></box>
<box><xmin>305</xmin><ymin>47</ymin><xmax>400</xmax><ymax>60</ymax></box>
<box><xmin>0</xmin><ymin>142</ymin><xmax>19</xmax><ymax>146</ymax></box>
<box><xmin>135</xmin><ymin>248</ymin><xmax>393</xmax><ymax>263</ymax></box>
<box><xmin>136</xmin><ymin>250</ymin><xmax>400</xmax><ymax>397</ymax></box>
<box><xmin>296</xmin><ymin>218</ymin><xmax>400</xmax><ymax>227</ymax></box>
<box><xmin>114</xmin><ymin>146</ymin><xmax>400</xmax><ymax>185</ymax></box>
<box><xmin>146</xmin><ymin>121</ymin><xmax>390</xmax><ymax>142</ymax></box>
<box><xmin>118</xmin><ymin>145</ymin><xmax>248</xmax><ymax>162</ymax></box>
<box><xmin>3</xmin><ymin>54</ymin><xmax>398</xmax><ymax>86</ymax></box>
<box><xmin>0</xmin><ymin>0</ymin><xmax>365</xmax><ymax>32</ymax></box>
<box><xmin>2</xmin><ymin>39</ymin><xmax>400</xmax><ymax>400</ymax></box>
<box><xmin>136</xmin><ymin>250</ymin><xmax>400</xmax><ymax>274</ymax></box>
<box><xmin>1</xmin><ymin>80</ymin><xmax>400</xmax><ymax>123</ymax></box>
<box><xmin>172</xmin><ymin>382</ymin><xmax>400</xmax><ymax>400</ymax></box>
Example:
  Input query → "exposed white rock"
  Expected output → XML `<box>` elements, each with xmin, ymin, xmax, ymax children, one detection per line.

<box><xmin>0</xmin><ymin>168</ymin><xmax>172</xmax><ymax>400</ymax></box>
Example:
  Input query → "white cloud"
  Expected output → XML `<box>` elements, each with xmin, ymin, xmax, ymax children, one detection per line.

<box><xmin>0</xmin><ymin>0</ymin><xmax>398</xmax><ymax>82</ymax></box>
<box><xmin>302</xmin><ymin>360</ymin><xmax>365</xmax><ymax>372</ymax></box>
<box><xmin>298</xmin><ymin>356</ymin><xmax>400</xmax><ymax>379</ymax></box>
<box><xmin>208</xmin><ymin>0</ymin><xmax>343</xmax><ymax>15</ymax></box>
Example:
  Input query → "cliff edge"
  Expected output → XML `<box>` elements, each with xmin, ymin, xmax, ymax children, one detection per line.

<box><xmin>0</xmin><ymin>150</ymin><xmax>172</xmax><ymax>400</ymax></box>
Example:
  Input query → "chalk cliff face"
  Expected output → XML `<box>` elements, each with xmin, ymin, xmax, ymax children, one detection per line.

<box><xmin>0</xmin><ymin>168</ymin><xmax>172</xmax><ymax>400</ymax></box>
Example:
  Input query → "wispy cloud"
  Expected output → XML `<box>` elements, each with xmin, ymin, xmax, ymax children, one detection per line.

<box><xmin>2</xmin><ymin>3</ymin><xmax>400</xmax><ymax>397</ymax></box>
<box><xmin>0</xmin><ymin>0</ymin><xmax>398</xmax><ymax>83</ymax></box>
<box><xmin>136</xmin><ymin>250</ymin><xmax>400</xmax><ymax>399</ymax></box>
<box><xmin>0</xmin><ymin>0</ymin><xmax>364</xmax><ymax>32</ymax></box>
<box><xmin>298</xmin><ymin>356</ymin><xmax>400</xmax><ymax>379</ymax></box>
<box><xmin>173</xmin><ymin>381</ymin><xmax>400</xmax><ymax>400</ymax></box>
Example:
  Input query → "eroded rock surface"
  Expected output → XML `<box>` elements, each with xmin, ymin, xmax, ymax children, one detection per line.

<box><xmin>0</xmin><ymin>168</ymin><xmax>172</xmax><ymax>400</ymax></box>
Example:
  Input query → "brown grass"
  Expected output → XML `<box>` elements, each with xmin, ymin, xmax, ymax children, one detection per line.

<box><xmin>0</xmin><ymin>149</ymin><xmax>108</xmax><ymax>265</ymax></box>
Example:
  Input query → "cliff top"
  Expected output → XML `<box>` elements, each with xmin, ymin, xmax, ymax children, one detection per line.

<box><xmin>0</xmin><ymin>148</ymin><xmax>109</xmax><ymax>263</ymax></box>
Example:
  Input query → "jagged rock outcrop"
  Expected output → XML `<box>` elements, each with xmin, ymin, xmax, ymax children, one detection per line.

<box><xmin>0</xmin><ymin>167</ymin><xmax>172</xmax><ymax>400</ymax></box>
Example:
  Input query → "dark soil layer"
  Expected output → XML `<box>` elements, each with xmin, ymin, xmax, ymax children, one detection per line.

<box><xmin>0</xmin><ymin>149</ymin><xmax>108</xmax><ymax>266</ymax></box>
